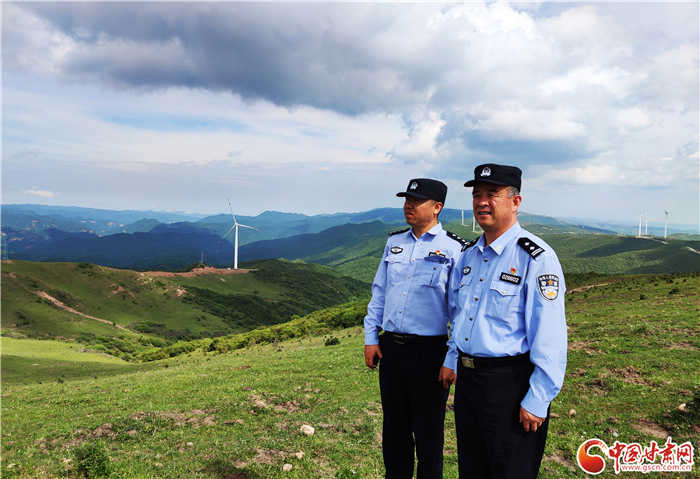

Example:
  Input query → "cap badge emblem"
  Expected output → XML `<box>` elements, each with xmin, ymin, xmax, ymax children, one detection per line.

<box><xmin>481</xmin><ymin>167</ymin><xmax>491</xmax><ymax>177</ymax></box>
<box><xmin>410</xmin><ymin>182</ymin><xmax>418</xmax><ymax>190</ymax></box>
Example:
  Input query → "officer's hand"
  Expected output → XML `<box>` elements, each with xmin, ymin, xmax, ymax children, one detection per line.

<box><xmin>519</xmin><ymin>406</ymin><xmax>545</xmax><ymax>432</ymax></box>
<box><xmin>439</xmin><ymin>366</ymin><xmax>456</xmax><ymax>389</ymax></box>
<box><xmin>364</xmin><ymin>344</ymin><xmax>382</xmax><ymax>369</ymax></box>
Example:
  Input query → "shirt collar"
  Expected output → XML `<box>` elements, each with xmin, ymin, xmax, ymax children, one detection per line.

<box><xmin>411</xmin><ymin>222</ymin><xmax>443</xmax><ymax>240</ymax></box>
<box><xmin>478</xmin><ymin>222</ymin><xmax>522</xmax><ymax>255</ymax></box>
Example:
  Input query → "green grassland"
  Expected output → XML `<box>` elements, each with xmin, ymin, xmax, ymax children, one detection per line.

<box><xmin>1</xmin><ymin>260</ymin><xmax>370</xmax><ymax>359</ymax></box>
<box><xmin>1</xmin><ymin>338</ymin><xmax>166</xmax><ymax>386</ymax></box>
<box><xmin>2</xmin><ymin>272</ymin><xmax>698</xmax><ymax>478</ymax></box>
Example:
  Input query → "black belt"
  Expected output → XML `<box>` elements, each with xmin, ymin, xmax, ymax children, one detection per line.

<box><xmin>458</xmin><ymin>350</ymin><xmax>531</xmax><ymax>369</ymax></box>
<box><xmin>383</xmin><ymin>332</ymin><xmax>448</xmax><ymax>345</ymax></box>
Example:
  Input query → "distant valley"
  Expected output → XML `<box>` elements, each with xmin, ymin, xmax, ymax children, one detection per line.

<box><xmin>2</xmin><ymin>204</ymin><xmax>699</xmax><ymax>279</ymax></box>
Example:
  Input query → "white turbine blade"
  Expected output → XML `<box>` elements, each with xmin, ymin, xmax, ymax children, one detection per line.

<box><xmin>228</xmin><ymin>198</ymin><xmax>238</xmax><ymax>225</ymax></box>
<box><xmin>219</xmin><ymin>225</ymin><xmax>236</xmax><ymax>243</ymax></box>
<box><xmin>238</xmin><ymin>224</ymin><xmax>258</xmax><ymax>231</ymax></box>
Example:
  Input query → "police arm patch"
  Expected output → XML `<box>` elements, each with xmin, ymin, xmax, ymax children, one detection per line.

<box><xmin>538</xmin><ymin>274</ymin><xmax>560</xmax><ymax>301</ymax></box>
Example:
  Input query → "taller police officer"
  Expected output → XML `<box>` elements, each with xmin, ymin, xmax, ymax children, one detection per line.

<box><xmin>444</xmin><ymin>164</ymin><xmax>567</xmax><ymax>479</ymax></box>
<box><xmin>364</xmin><ymin>178</ymin><xmax>466</xmax><ymax>479</ymax></box>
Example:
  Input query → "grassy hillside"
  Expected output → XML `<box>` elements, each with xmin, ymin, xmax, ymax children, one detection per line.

<box><xmin>1</xmin><ymin>272</ymin><xmax>698</xmax><ymax>478</ymax></box>
<box><xmin>544</xmin><ymin>234</ymin><xmax>700</xmax><ymax>274</ymax></box>
<box><xmin>1</xmin><ymin>260</ymin><xmax>370</xmax><ymax>359</ymax></box>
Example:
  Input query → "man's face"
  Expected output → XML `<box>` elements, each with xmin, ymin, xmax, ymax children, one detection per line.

<box><xmin>403</xmin><ymin>195</ymin><xmax>441</xmax><ymax>228</ymax></box>
<box><xmin>472</xmin><ymin>182</ymin><xmax>520</xmax><ymax>233</ymax></box>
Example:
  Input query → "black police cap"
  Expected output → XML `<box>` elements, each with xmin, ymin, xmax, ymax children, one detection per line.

<box><xmin>464</xmin><ymin>164</ymin><xmax>522</xmax><ymax>191</ymax></box>
<box><xmin>396</xmin><ymin>178</ymin><xmax>447</xmax><ymax>204</ymax></box>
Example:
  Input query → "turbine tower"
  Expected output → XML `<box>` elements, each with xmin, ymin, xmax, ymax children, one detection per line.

<box><xmin>218</xmin><ymin>198</ymin><xmax>258</xmax><ymax>270</ymax></box>
<box><xmin>663</xmin><ymin>204</ymin><xmax>676</xmax><ymax>240</ymax></box>
<box><xmin>643</xmin><ymin>214</ymin><xmax>654</xmax><ymax>236</ymax></box>
<box><xmin>637</xmin><ymin>209</ymin><xmax>644</xmax><ymax>237</ymax></box>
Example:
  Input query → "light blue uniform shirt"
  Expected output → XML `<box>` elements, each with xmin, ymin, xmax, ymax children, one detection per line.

<box><xmin>445</xmin><ymin>222</ymin><xmax>567</xmax><ymax>418</ymax></box>
<box><xmin>364</xmin><ymin>223</ymin><xmax>465</xmax><ymax>345</ymax></box>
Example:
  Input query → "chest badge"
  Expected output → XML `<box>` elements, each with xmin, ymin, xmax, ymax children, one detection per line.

<box><xmin>463</xmin><ymin>267</ymin><xmax>471</xmax><ymax>275</ymax></box>
<box><xmin>500</xmin><ymin>272</ymin><xmax>522</xmax><ymax>285</ymax></box>
<box><xmin>538</xmin><ymin>274</ymin><xmax>560</xmax><ymax>301</ymax></box>
<box><xmin>429</xmin><ymin>251</ymin><xmax>446</xmax><ymax>258</ymax></box>
<box><xmin>390</xmin><ymin>246</ymin><xmax>403</xmax><ymax>254</ymax></box>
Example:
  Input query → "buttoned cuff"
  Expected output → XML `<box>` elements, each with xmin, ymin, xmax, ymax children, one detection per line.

<box><xmin>365</xmin><ymin>332</ymin><xmax>379</xmax><ymax>346</ymax></box>
<box><xmin>521</xmin><ymin>392</ymin><xmax>550</xmax><ymax>419</ymax></box>
<box><xmin>443</xmin><ymin>348</ymin><xmax>458</xmax><ymax>371</ymax></box>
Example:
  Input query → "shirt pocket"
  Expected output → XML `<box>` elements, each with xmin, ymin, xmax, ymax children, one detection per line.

<box><xmin>488</xmin><ymin>279</ymin><xmax>523</xmax><ymax>322</ymax></box>
<box><xmin>456</xmin><ymin>275</ymin><xmax>473</xmax><ymax>302</ymax></box>
<box><xmin>420</xmin><ymin>255</ymin><xmax>450</xmax><ymax>288</ymax></box>
<box><xmin>385</xmin><ymin>254</ymin><xmax>407</xmax><ymax>283</ymax></box>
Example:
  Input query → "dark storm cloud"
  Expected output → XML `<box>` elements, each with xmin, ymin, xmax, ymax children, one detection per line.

<box><xmin>16</xmin><ymin>2</ymin><xmax>436</xmax><ymax>115</ymax></box>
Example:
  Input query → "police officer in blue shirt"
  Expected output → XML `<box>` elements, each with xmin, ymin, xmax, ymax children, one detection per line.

<box><xmin>443</xmin><ymin>164</ymin><xmax>567</xmax><ymax>479</ymax></box>
<box><xmin>364</xmin><ymin>178</ymin><xmax>467</xmax><ymax>479</ymax></box>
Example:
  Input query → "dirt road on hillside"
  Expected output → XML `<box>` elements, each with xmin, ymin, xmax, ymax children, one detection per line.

<box><xmin>37</xmin><ymin>291</ymin><xmax>128</xmax><ymax>331</ymax></box>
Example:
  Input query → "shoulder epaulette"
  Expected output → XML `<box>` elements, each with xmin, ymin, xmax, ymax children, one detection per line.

<box><xmin>461</xmin><ymin>236</ymin><xmax>480</xmax><ymax>252</ymax></box>
<box><xmin>388</xmin><ymin>228</ymin><xmax>410</xmax><ymax>237</ymax></box>
<box><xmin>445</xmin><ymin>230</ymin><xmax>468</xmax><ymax>247</ymax></box>
<box><xmin>518</xmin><ymin>237</ymin><xmax>545</xmax><ymax>259</ymax></box>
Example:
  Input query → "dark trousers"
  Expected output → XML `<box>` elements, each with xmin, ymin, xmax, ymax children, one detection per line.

<box><xmin>454</xmin><ymin>355</ymin><xmax>549</xmax><ymax>479</ymax></box>
<box><xmin>378</xmin><ymin>334</ymin><xmax>450</xmax><ymax>479</ymax></box>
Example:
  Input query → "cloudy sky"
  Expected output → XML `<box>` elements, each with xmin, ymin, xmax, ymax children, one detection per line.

<box><xmin>3</xmin><ymin>1</ymin><xmax>698</xmax><ymax>227</ymax></box>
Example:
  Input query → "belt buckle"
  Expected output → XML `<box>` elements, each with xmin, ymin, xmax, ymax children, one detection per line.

<box><xmin>393</xmin><ymin>334</ymin><xmax>406</xmax><ymax>345</ymax></box>
<box><xmin>461</xmin><ymin>357</ymin><xmax>475</xmax><ymax>369</ymax></box>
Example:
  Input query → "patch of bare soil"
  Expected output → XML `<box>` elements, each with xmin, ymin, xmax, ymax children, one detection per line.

<box><xmin>544</xmin><ymin>451</ymin><xmax>574</xmax><ymax>469</ymax></box>
<box><xmin>144</xmin><ymin>266</ymin><xmax>253</xmax><ymax>278</ymax></box>
<box><xmin>605</xmin><ymin>366</ymin><xmax>652</xmax><ymax>386</ymax></box>
<box><xmin>633</xmin><ymin>418</ymin><xmax>669</xmax><ymax>440</ymax></box>
<box><xmin>36</xmin><ymin>291</ymin><xmax>127</xmax><ymax>331</ymax></box>
<box><xmin>568</xmin><ymin>282</ymin><xmax>612</xmax><ymax>293</ymax></box>
<box><xmin>250</xmin><ymin>448</ymin><xmax>287</xmax><ymax>465</ymax></box>
<box><xmin>666</xmin><ymin>341</ymin><xmax>699</xmax><ymax>351</ymax></box>
<box><xmin>224</xmin><ymin>473</ymin><xmax>248</xmax><ymax>479</ymax></box>
<box><xmin>109</xmin><ymin>285</ymin><xmax>136</xmax><ymax>298</ymax></box>
<box><xmin>128</xmin><ymin>410</ymin><xmax>217</xmax><ymax>429</ymax></box>
<box><xmin>274</xmin><ymin>401</ymin><xmax>301</xmax><ymax>413</ymax></box>
<box><xmin>568</xmin><ymin>341</ymin><xmax>604</xmax><ymax>355</ymax></box>
<box><xmin>92</xmin><ymin>423</ymin><xmax>114</xmax><ymax>439</ymax></box>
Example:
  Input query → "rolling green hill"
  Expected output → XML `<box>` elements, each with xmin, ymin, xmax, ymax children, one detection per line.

<box><xmin>1</xmin><ymin>259</ymin><xmax>370</xmax><ymax>360</ymax></box>
<box><xmin>1</xmin><ymin>272</ymin><xmax>698</xmax><ymax>478</ymax></box>
<box><xmin>278</xmin><ymin>222</ymin><xmax>700</xmax><ymax>283</ymax></box>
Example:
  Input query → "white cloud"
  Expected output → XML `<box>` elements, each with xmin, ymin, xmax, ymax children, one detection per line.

<box><xmin>617</xmin><ymin>108</ymin><xmax>652</xmax><ymax>132</ymax></box>
<box><xmin>389</xmin><ymin>111</ymin><xmax>446</xmax><ymax>164</ymax></box>
<box><xmin>475</xmin><ymin>104</ymin><xmax>587</xmax><ymax>141</ymax></box>
<box><xmin>24</xmin><ymin>188</ymin><xmax>61</xmax><ymax>198</ymax></box>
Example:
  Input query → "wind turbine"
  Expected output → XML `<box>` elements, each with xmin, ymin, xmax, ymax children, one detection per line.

<box><xmin>643</xmin><ymin>214</ymin><xmax>654</xmax><ymax>236</ymax></box>
<box><xmin>637</xmin><ymin>209</ymin><xmax>644</xmax><ymax>237</ymax></box>
<box><xmin>472</xmin><ymin>211</ymin><xmax>480</xmax><ymax>233</ymax></box>
<box><xmin>663</xmin><ymin>204</ymin><xmax>676</xmax><ymax>240</ymax></box>
<box><xmin>218</xmin><ymin>199</ymin><xmax>258</xmax><ymax>270</ymax></box>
